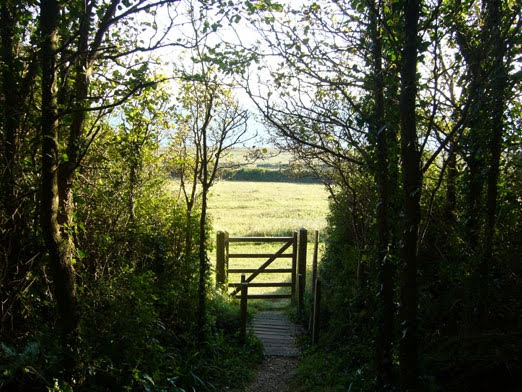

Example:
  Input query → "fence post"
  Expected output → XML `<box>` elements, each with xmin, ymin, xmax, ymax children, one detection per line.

<box><xmin>240</xmin><ymin>273</ymin><xmax>248</xmax><ymax>344</ymax></box>
<box><xmin>216</xmin><ymin>231</ymin><xmax>226</xmax><ymax>288</ymax></box>
<box><xmin>225</xmin><ymin>231</ymin><xmax>229</xmax><ymax>274</ymax></box>
<box><xmin>311</xmin><ymin>230</ymin><xmax>319</xmax><ymax>298</ymax></box>
<box><xmin>309</xmin><ymin>230</ymin><xmax>319</xmax><ymax>330</ymax></box>
<box><xmin>312</xmin><ymin>279</ymin><xmax>321</xmax><ymax>344</ymax></box>
<box><xmin>297</xmin><ymin>228</ymin><xmax>308</xmax><ymax>312</ymax></box>
<box><xmin>291</xmin><ymin>231</ymin><xmax>298</xmax><ymax>301</ymax></box>
<box><xmin>297</xmin><ymin>273</ymin><xmax>303</xmax><ymax>313</ymax></box>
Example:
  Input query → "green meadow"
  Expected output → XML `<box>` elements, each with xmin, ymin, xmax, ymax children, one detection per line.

<box><xmin>208</xmin><ymin>180</ymin><xmax>330</xmax><ymax>300</ymax></box>
<box><xmin>208</xmin><ymin>181</ymin><xmax>329</xmax><ymax>237</ymax></box>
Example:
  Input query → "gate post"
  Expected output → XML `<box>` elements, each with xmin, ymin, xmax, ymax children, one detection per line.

<box><xmin>225</xmin><ymin>231</ymin><xmax>229</xmax><ymax>273</ymax></box>
<box><xmin>291</xmin><ymin>231</ymin><xmax>298</xmax><ymax>301</ymax></box>
<box><xmin>216</xmin><ymin>231</ymin><xmax>226</xmax><ymax>288</ymax></box>
<box><xmin>309</xmin><ymin>230</ymin><xmax>319</xmax><ymax>331</ymax></box>
<box><xmin>297</xmin><ymin>228</ymin><xmax>308</xmax><ymax>312</ymax></box>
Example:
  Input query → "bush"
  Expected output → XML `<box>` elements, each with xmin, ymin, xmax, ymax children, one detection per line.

<box><xmin>222</xmin><ymin>167</ymin><xmax>321</xmax><ymax>183</ymax></box>
<box><xmin>0</xmin><ymin>118</ymin><xmax>264</xmax><ymax>391</ymax></box>
<box><xmin>295</xmin><ymin>180</ymin><xmax>381</xmax><ymax>392</ymax></box>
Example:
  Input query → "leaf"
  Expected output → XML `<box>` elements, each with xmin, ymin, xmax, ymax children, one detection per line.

<box><xmin>143</xmin><ymin>374</ymin><xmax>155</xmax><ymax>385</ymax></box>
<box><xmin>1</xmin><ymin>342</ymin><xmax>16</xmax><ymax>357</ymax></box>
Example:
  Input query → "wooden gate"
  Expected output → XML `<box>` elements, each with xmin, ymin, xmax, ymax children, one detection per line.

<box><xmin>216</xmin><ymin>229</ymin><xmax>308</xmax><ymax>302</ymax></box>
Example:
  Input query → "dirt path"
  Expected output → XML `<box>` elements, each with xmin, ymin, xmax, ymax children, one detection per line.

<box><xmin>243</xmin><ymin>311</ymin><xmax>302</xmax><ymax>392</ymax></box>
<box><xmin>244</xmin><ymin>356</ymin><xmax>298</xmax><ymax>392</ymax></box>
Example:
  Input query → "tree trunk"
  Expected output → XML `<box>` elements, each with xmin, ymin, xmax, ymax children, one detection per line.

<box><xmin>197</xmin><ymin>184</ymin><xmax>208</xmax><ymax>342</ymax></box>
<box><xmin>129</xmin><ymin>161</ymin><xmax>137</xmax><ymax>224</ymax></box>
<box><xmin>398</xmin><ymin>0</ymin><xmax>421</xmax><ymax>390</ymax></box>
<box><xmin>1</xmin><ymin>2</ymin><xmax>18</xmax><ymax>220</ymax></box>
<box><xmin>465</xmin><ymin>143</ymin><xmax>483</xmax><ymax>250</ymax></box>
<box><xmin>444</xmin><ymin>144</ymin><xmax>457</xmax><ymax>220</ymax></box>
<box><xmin>481</xmin><ymin>0</ymin><xmax>507</xmax><ymax>321</ymax></box>
<box><xmin>369</xmin><ymin>1</ymin><xmax>395</xmax><ymax>388</ymax></box>
<box><xmin>57</xmin><ymin>0</ymin><xmax>91</xmax><ymax>234</ymax></box>
<box><xmin>452</xmin><ymin>1</ymin><xmax>488</xmax><ymax>254</ymax></box>
<box><xmin>197</xmin><ymin>154</ymin><xmax>209</xmax><ymax>342</ymax></box>
<box><xmin>196</xmin><ymin>88</ymin><xmax>215</xmax><ymax>342</ymax></box>
<box><xmin>40</xmin><ymin>0</ymin><xmax>80</xmax><ymax>376</ymax></box>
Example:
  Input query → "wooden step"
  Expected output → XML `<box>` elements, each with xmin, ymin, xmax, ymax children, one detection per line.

<box><xmin>251</xmin><ymin>311</ymin><xmax>302</xmax><ymax>357</ymax></box>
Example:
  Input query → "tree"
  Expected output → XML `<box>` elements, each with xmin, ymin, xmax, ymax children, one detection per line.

<box><xmin>114</xmin><ymin>81</ymin><xmax>171</xmax><ymax>225</ymax></box>
<box><xmin>37</xmin><ymin>0</ymin><xmax>179</xmax><ymax>378</ymax></box>
<box><xmin>40</xmin><ymin>0</ymin><xmax>80</xmax><ymax>355</ymax></box>
<box><xmin>165</xmin><ymin>2</ymin><xmax>254</xmax><ymax>340</ymax></box>
<box><xmin>448</xmin><ymin>0</ymin><xmax>521</xmax><ymax>323</ymax></box>
<box><xmin>397</xmin><ymin>0</ymin><xmax>421</xmax><ymax>389</ymax></box>
<box><xmin>478</xmin><ymin>0</ymin><xmax>520</xmax><ymax>309</ymax></box>
<box><xmin>367</xmin><ymin>1</ymin><xmax>399</xmax><ymax>388</ymax></box>
<box><xmin>234</xmin><ymin>0</ymin><xmax>521</xmax><ymax>390</ymax></box>
<box><xmin>172</xmin><ymin>74</ymin><xmax>249</xmax><ymax>339</ymax></box>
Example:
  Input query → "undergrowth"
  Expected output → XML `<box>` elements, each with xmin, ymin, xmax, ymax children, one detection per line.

<box><xmin>1</xmin><ymin>293</ymin><xmax>263</xmax><ymax>392</ymax></box>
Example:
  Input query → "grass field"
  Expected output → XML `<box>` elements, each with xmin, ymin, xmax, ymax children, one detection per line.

<box><xmin>208</xmin><ymin>181</ymin><xmax>329</xmax><ymax>237</ymax></box>
<box><xmin>208</xmin><ymin>180</ymin><xmax>330</xmax><ymax>303</ymax></box>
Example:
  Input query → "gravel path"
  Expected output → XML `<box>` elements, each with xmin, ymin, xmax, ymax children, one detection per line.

<box><xmin>242</xmin><ymin>311</ymin><xmax>301</xmax><ymax>392</ymax></box>
<box><xmin>244</xmin><ymin>356</ymin><xmax>298</xmax><ymax>392</ymax></box>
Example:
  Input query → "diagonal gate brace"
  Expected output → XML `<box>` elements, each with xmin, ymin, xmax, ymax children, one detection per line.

<box><xmin>230</xmin><ymin>239</ymin><xmax>293</xmax><ymax>296</ymax></box>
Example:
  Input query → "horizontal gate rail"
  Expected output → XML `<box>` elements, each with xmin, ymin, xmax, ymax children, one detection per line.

<box><xmin>228</xmin><ymin>268</ymin><xmax>292</xmax><ymax>274</ymax></box>
<box><xmin>234</xmin><ymin>294</ymin><xmax>292</xmax><ymax>300</ymax></box>
<box><xmin>229</xmin><ymin>253</ymin><xmax>293</xmax><ymax>258</ymax></box>
<box><xmin>228</xmin><ymin>236</ymin><xmax>293</xmax><ymax>243</ymax></box>
<box><xmin>228</xmin><ymin>282</ymin><xmax>292</xmax><ymax>288</ymax></box>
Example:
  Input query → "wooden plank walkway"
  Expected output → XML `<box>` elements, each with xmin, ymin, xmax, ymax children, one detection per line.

<box><xmin>251</xmin><ymin>311</ymin><xmax>302</xmax><ymax>357</ymax></box>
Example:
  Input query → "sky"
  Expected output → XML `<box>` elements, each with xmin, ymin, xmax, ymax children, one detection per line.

<box><xmin>136</xmin><ymin>0</ymin><xmax>274</xmax><ymax>147</ymax></box>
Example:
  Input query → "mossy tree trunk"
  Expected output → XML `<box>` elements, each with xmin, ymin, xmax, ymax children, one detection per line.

<box><xmin>40</xmin><ymin>0</ymin><xmax>80</xmax><ymax>378</ymax></box>
<box><xmin>398</xmin><ymin>0</ymin><xmax>422</xmax><ymax>390</ymax></box>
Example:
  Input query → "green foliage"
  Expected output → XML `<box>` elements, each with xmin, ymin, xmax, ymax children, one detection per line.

<box><xmin>294</xmin><ymin>181</ymin><xmax>382</xmax><ymax>391</ymax></box>
<box><xmin>297</xmin><ymin>147</ymin><xmax>522</xmax><ymax>391</ymax></box>
<box><xmin>295</xmin><ymin>344</ymin><xmax>373</xmax><ymax>392</ymax></box>
<box><xmin>2</xmin><ymin>1</ymin><xmax>521</xmax><ymax>391</ymax></box>
<box><xmin>1</xmin><ymin>71</ymin><xmax>262</xmax><ymax>391</ymax></box>
<box><xmin>1</xmin><ymin>290</ymin><xmax>263</xmax><ymax>392</ymax></box>
<box><xmin>223</xmin><ymin>167</ymin><xmax>321</xmax><ymax>183</ymax></box>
